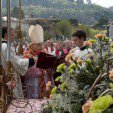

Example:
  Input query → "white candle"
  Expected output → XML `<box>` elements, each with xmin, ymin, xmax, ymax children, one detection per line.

<box><xmin>7</xmin><ymin>0</ymin><xmax>11</xmax><ymax>61</ymax></box>
<box><xmin>0</xmin><ymin>0</ymin><xmax>2</xmax><ymax>65</ymax></box>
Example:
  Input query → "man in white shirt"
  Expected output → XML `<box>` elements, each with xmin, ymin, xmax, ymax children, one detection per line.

<box><xmin>71</xmin><ymin>29</ymin><xmax>93</xmax><ymax>60</ymax></box>
<box><xmin>1</xmin><ymin>26</ymin><xmax>37</xmax><ymax>97</ymax></box>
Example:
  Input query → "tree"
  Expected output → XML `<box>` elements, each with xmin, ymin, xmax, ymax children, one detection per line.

<box><xmin>94</xmin><ymin>16</ymin><xmax>109</xmax><ymax>29</ymax></box>
<box><xmin>69</xmin><ymin>18</ymin><xmax>78</xmax><ymax>26</ymax></box>
<box><xmin>55</xmin><ymin>20</ymin><xmax>73</xmax><ymax>37</ymax></box>
<box><xmin>44</xmin><ymin>31</ymin><xmax>51</xmax><ymax>41</ymax></box>
<box><xmin>68</xmin><ymin>0</ymin><xmax>74</xmax><ymax>2</ymax></box>
<box><xmin>76</xmin><ymin>0</ymin><xmax>84</xmax><ymax>4</ymax></box>
<box><xmin>11</xmin><ymin>6</ymin><xmax>24</xmax><ymax>19</ymax></box>
<box><xmin>86</xmin><ymin>0</ymin><xmax>92</xmax><ymax>4</ymax></box>
<box><xmin>11</xmin><ymin>0</ymin><xmax>18</xmax><ymax>7</ymax></box>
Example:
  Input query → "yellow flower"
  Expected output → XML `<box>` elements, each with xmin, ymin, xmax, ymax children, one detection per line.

<box><xmin>109</xmin><ymin>70</ymin><xmax>113</xmax><ymax>81</ymax></box>
<box><xmin>95</xmin><ymin>34</ymin><xmax>105</xmax><ymax>39</ymax></box>
<box><xmin>84</xmin><ymin>41</ymin><xmax>92</xmax><ymax>46</ymax></box>
<box><xmin>85</xmin><ymin>59</ymin><xmax>92</xmax><ymax>64</ymax></box>
<box><xmin>89</xmin><ymin>39</ymin><xmax>97</xmax><ymax>44</ymax></box>
<box><xmin>110</xmin><ymin>43</ymin><xmax>113</xmax><ymax>48</ymax></box>
<box><xmin>82</xmin><ymin>100</ymin><xmax>93</xmax><ymax>113</ymax></box>
<box><xmin>77</xmin><ymin>59</ymin><xmax>83</xmax><ymax>65</ymax></box>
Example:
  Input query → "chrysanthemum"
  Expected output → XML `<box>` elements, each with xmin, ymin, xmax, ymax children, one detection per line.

<box><xmin>95</xmin><ymin>34</ymin><xmax>105</xmax><ymax>39</ymax></box>
<box><xmin>46</xmin><ymin>81</ymin><xmax>52</xmax><ymax>91</ymax></box>
<box><xmin>109</xmin><ymin>70</ymin><xmax>113</xmax><ymax>81</ymax></box>
<box><xmin>82</xmin><ymin>100</ymin><xmax>93</xmax><ymax>113</ymax></box>
<box><xmin>84</xmin><ymin>41</ymin><xmax>92</xmax><ymax>46</ymax></box>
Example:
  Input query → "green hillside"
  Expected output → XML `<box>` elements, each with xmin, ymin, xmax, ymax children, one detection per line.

<box><xmin>3</xmin><ymin>0</ymin><xmax>113</xmax><ymax>25</ymax></box>
<box><xmin>22</xmin><ymin>0</ymin><xmax>113</xmax><ymax>25</ymax></box>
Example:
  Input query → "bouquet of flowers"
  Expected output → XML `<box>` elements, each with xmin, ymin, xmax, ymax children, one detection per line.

<box><xmin>40</xmin><ymin>34</ymin><xmax>113</xmax><ymax>113</ymax></box>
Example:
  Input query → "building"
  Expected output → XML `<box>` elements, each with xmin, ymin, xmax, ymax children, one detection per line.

<box><xmin>2</xmin><ymin>16</ymin><xmax>29</xmax><ymax>32</ymax></box>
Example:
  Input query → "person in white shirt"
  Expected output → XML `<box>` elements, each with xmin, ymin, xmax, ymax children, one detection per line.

<box><xmin>71</xmin><ymin>29</ymin><xmax>93</xmax><ymax>60</ymax></box>
<box><xmin>1</xmin><ymin>26</ymin><xmax>37</xmax><ymax>98</ymax></box>
<box><xmin>43</xmin><ymin>40</ymin><xmax>55</xmax><ymax>54</ymax></box>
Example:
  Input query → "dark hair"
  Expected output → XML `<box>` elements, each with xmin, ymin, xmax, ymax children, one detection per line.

<box><xmin>2</xmin><ymin>26</ymin><xmax>13</xmax><ymax>39</ymax></box>
<box><xmin>72</xmin><ymin>29</ymin><xmax>87</xmax><ymax>41</ymax></box>
<box><xmin>2</xmin><ymin>26</ymin><xmax>7</xmax><ymax>39</ymax></box>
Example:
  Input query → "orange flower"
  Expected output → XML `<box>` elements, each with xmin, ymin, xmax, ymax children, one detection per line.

<box><xmin>46</xmin><ymin>81</ymin><xmax>51</xmax><ymax>87</ymax></box>
<box><xmin>49</xmin><ymin>94</ymin><xmax>54</xmax><ymax>99</ymax></box>
<box><xmin>82</xmin><ymin>100</ymin><xmax>93</xmax><ymax>113</ymax></box>
<box><xmin>95</xmin><ymin>34</ymin><xmax>105</xmax><ymax>38</ymax></box>
<box><xmin>84</xmin><ymin>41</ymin><xmax>92</xmax><ymax>46</ymax></box>
<box><xmin>46</xmin><ymin>81</ymin><xmax>52</xmax><ymax>91</ymax></box>
<box><xmin>109</xmin><ymin>70</ymin><xmax>113</xmax><ymax>81</ymax></box>
<box><xmin>46</xmin><ymin>86</ymin><xmax>51</xmax><ymax>91</ymax></box>
<box><xmin>65</xmin><ymin>53</ymin><xmax>73</xmax><ymax>61</ymax></box>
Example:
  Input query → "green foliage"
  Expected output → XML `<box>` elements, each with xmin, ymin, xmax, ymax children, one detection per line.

<box><xmin>94</xmin><ymin>16</ymin><xmax>109</xmax><ymax>29</ymax></box>
<box><xmin>89</xmin><ymin>95</ymin><xmax>113</xmax><ymax>113</ymax></box>
<box><xmin>15</xmin><ymin>0</ymin><xmax>113</xmax><ymax>25</ymax></box>
<box><xmin>41</xmin><ymin>34</ymin><xmax>113</xmax><ymax>113</ymax></box>
<box><xmin>69</xmin><ymin>18</ymin><xmax>78</xmax><ymax>26</ymax></box>
<box><xmin>2</xmin><ymin>0</ymin><xmax>113</xmax><ymax>25</ymax></box>
<box><xmin>44</xmin><ymin>31</ymin><xmax>51</xmax><ymax>41</ymax></box>
<box><xmin>76</xmin><ymin>0</ymin><xmax>84</xmax><ymax>4</ymax></box>
<box><xmin>56</xmin><ymin>63</ymin><xmax>66</xmax><ymax>73</ymax></box>
<box><xmin>55</xmin><ymin>20</ymin><xmax>73</xmax><ymax>37</ymax></box>
<box><xmin>76</xmin><ymin>24</ymin><xmax>100</xmax><ymax>38</ymax></box>
<box><xmin>11</xmin><ymin>6</ymin><xmax>24</xmax><ymax>19</ymax></box>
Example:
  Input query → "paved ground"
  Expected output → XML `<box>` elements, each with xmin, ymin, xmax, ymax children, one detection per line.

<box><xmin>6</xmin><ymin>99</ymin><xmax>48</xmax><ymax>113</ymax></box>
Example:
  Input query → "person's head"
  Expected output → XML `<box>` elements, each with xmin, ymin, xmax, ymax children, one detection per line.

<box><xmin>28</xmin><ymin>42</ymin><xmax>43</xmax><ymax>53</ymax></box>
<box><xmin>72</xmin><ymin>30</ymin><xmax>87</xmax><ymax>48</ymax></box>
<box><xmin>56</xmin><ymin>41</ymin><xmax>63</xmax><ymax>51</ymax></box>
<box><xmin>46</xmin><ymin>40</ymin><xmax>53</xmax><ymax>47</ymax></box>
<box><xmin>64</xmin><ymin>40</ymin><xmax>72</xmax><ymax>48</ymax></box>
<box><xmin>2</xmin><ymin>26</ymin><xmax>15</xmax><ymax>40</ymax></box>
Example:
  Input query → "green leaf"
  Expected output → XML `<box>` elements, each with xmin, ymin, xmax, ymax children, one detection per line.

<box><xmin>89</xmin><ymin>95</ymin><xmax>113</xmax><ymax>112</ymax></box>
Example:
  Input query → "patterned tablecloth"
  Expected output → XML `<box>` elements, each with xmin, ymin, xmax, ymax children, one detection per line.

<box><xmin>6</xmin><ymin>99</ymin><xmax>48</xmax><ymax>113</ymax></box>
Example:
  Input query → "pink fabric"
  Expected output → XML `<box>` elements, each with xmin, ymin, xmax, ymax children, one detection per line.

<box><xmin>63</xmin><ymin>49</ymin><xmax>68</xmax><ymax>54</ymax></box>
<box><xmin>24</xmin><ymin>66</ymin><xmax>43</xmax><ymax>78</ymax></box>
<box><xmin>6</xmin><ymin>99</ymin><xmax>49</xmax><ymax>113</ymax></box>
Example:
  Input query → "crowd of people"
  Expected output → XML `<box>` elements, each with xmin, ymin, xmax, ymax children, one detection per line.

<box><xmin>1</xmin><ymin>24</ymin><xmax>93</xmax><ymax>100</ymax></box>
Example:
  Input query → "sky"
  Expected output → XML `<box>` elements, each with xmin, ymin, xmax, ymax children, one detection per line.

<box><xmin>91</xmin><ymin>0</ymin><xmax>113</xmax><ymax>8</ymax></box>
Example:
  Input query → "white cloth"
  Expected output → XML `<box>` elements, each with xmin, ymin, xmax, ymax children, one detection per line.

<box><xmin>73</xmin><ymin>47</ymin><xmax>93</xmax><ymax>60</ymax></box>
<box><xmin>47</xmin><ymin>47</ymin><xmax>55</xmax><ymax>54</ymax></box>
<box><xmin>51</xmin><ymin>50</ymin><xmax>62</xmax><ymax>56</ymax></box>
<box><xmin>2</xmin><ymin>42</ymin><xmax>29</xmax><ymax>75</ymax></box>
<box><xmin>1</xmin><ymin>42</ymin><xmax>29</xmax><ymax>98</ymax></box>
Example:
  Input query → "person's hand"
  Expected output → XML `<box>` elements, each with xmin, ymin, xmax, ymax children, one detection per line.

<box><xmin>46</xmin><ymin>68</ymin><xmax>55</xmax><ymax>76</ymax></box>
<box><xmin>33</xmin><ymin>57</ymin><xmax>38</xmax><ymax>63</ymax></box>
<box><xmin>6</xmin><ymin>81</ymin><xmax>16</xmax><ymax>89</ymax></box>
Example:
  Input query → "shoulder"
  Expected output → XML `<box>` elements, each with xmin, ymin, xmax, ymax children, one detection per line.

<box><xmin>51</xmin><ymin>50</ymin><xmax>55</xmax><ymax>56</ymax></box>
<box><xmin>2</xmin><ymin>43</ymin><xmax>7</xmax><ymax>51</ymax></box>
<box><xmin>69</xmin><ymin>47</ymin><xmax>78</xmax><ymax>53</ymax></box>
<box><xmin>87</xmin><ymin>48</ymin><xmax>93</xmax><ymax>53</ymax></box>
